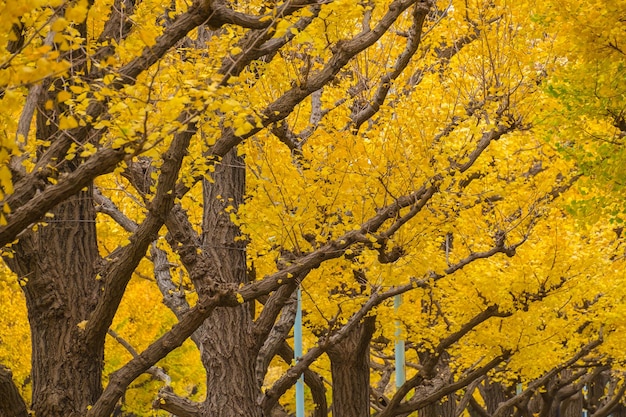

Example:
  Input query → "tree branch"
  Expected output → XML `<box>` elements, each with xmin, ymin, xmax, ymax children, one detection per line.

<box><xmin>260</xmin><ymin>282</ymin><xmax>417</xmax><ymax>415</ymax></box>
<box><xmin>351</xmin><ymin>2</ymin><xmax>430</xmax><ymax>131</ymax></box>
<box><xmin>254</xmin><ymin>283</ymin><xmax>299</xmax><ymax>386</ymax></box>
<box><xmin>85</xmin><ymin>116</ymin><xmax>195</xmax><ymax>348</ymax></box>
<box><xmin>591</xmin><ymin>377</ymin><xmax>626</xmax><ymax>417</ymax></box>
<box><xmin>0</xmin><ymin>146</ymin><xmax>126</xmax><ymax>247</ymax></box>
<box><xmin>277</xmin><ymin>342</ymin><xmax>328</xmax><ymax>417</ymax></box>
<box><xmin>492</xmin><ymin>338</ymin><xmax>604</xmax><ymax>417</ymax></box>
<box><xmin>106</xmin><ymin>329</ymin><xmax>171</xmax><ymax>385</ymax></box>
<box><xmin>153</xmin><ymin>386</ymin><xmax>202</xmax><ymax>417</ymax></box>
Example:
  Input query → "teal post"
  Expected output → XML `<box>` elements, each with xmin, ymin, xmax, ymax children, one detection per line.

<box><xmin>295</xmin><ymin>287</ymin><xmax>305</xmax><ymax>417</ymax></box>
<box><xmin>394</xmin><ymin>294</ymin><xmax>406</xmax><ymax>387</ymax></box>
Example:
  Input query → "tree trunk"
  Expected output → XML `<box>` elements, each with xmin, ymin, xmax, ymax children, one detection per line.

<box><xmin>327</xmin><ymin>316</ymin><xmax>376</xmax><ymax>417</ymax></box>
<box><xmin>200</xmin><ymin>148</ymin><xmax>260</xmax><ymax>416</ymax></box>
<box><xmin>419</xmin><ymin>396</ymin><xmax>457</xmax><ymax>417</ymax></box>
<box><xmin>6</xmin><ymin>189</ymin><xmax>103</xmax><ymax>417</ymax></box>
<box><xmin>0</xmin><ymin>365</ymin><xmax>28</xmax><ymax>417</ymax></box>
<box><xmin>418</xmin><ymin>358</ymin><xmax>457</xmax><ymax>417</ymax></box>
<box><xmin>479</xmin><ymin>378</ymin><xmax>513</xmax><ymax>416</ymax></box>
<box><xmin>560</xmin><ymin>393</ymin><xmax>583</xmax><ymax>417</ymax></box>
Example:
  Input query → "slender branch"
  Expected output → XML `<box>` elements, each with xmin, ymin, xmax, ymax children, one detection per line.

<box><xmin>92</xmin><ymin>0</ymin><xmax>139</xmax><ymax>64</ymax></box>
<box><xmin>455</xmin><ymin>377</ymin><xmax>485</xmax><ymax>417</ymax></box>
<box><xmin>106</xmin><ymin>329</ymin><xmax>171</xmax><ymax>385</ymax></box>
<box><xmin>351</xmin><ymin>2</ymin><xmax>430</xmax><ymax>131</ymax></box>
<box><xmin>252</xmin><ymin>279</ymin><xmax>298</xmax><ymax>351</ymax></box>
<box><xmin>277</xmin><ymin>342</ymin><xmax>328</xmax><ymax>417</ymax></box>
<box><xmin>94</xmin><ymin>187</ymin><xmax>138</xmax><ymax>233</ymax></box>
<box><xmin>150</xmin><ymin>242</ymin><xmax>192</xmax><ymax>319</ymax></box>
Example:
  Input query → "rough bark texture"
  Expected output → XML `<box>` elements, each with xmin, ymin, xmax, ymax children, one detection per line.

<box><xmin>327</xmin><ymin>315</ymin><xmax>376</xmax><ymax>417</ymax></box>
<box><xmin>419</xmin><ymin>395</ymin><xmax>457</xmax><ymax>417</ymax></box>
<box><xmin>560</xmin><ymin>394</ymin><xmax>584</xmax><ymax>417</ymax></box>
<box><xmin>6</xmin><ymin>189</ymin><xmax>102</xmax><ymax>417</ymax></box>
<box><xmin>200</xmin><ymin>148</ymin><xmax>260</xmax><ymax>417</ymax></box>
<box><xmin>0</xmin><ymin>365</ymin><xmax>28</xmax><ymax>417</ymax></box>
<box><xmin>418</xmin><ymin>356</ymin><xmax>457</xmax><ymax>417</ymax></box>
<box><xmin>479</xmin><ymin>379</ymin><xmax>512</xmax><ymax>416</ymax></box>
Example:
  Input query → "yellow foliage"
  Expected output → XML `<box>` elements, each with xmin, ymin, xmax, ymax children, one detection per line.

<box><xmin>0</xmin><ymin>0</ymin><xmax>624</xmax><ymax>414</ymax></box>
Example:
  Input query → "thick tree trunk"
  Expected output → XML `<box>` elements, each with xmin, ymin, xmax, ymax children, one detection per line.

<box><xmin>560</xmin><ymin>394</ymin><xmax>583</xmax><ymax>417</ymax></box>
<box><xmin>478</xmin><ymin>378</ymin><xmax>513</xmax><ymax>416</ymax></box>
<box><xmin>418</xmin><ymin>359</ymin><xmax>457</xmax><ymax>417</ymax></box>
<box><xmin>327</xmin><ymin>316</ymin><xmax>376</xmax><ymax>417</ymax></box>
<box><xmin>6</xmin><ymin>189</ymin><xmax>103</xmax><ymax>417</ymax></box>
<box><xmin>200</xmin><ymin>149</ymin><xmax>260</xmax><ymax>416</ymax></box>
<box><xmin>419</xmin><ymin>396</ymin><xmax>457</xmax><ymax>417</ymax></box>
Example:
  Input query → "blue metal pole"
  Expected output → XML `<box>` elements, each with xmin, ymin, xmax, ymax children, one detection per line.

<box><xmin>295</xmin><ymin>287</ymin><xmax>305</xmax><ymax>417</ymax></box>
<box><xmin>394</xmin><ymin>294</ymin><xmax>406</xmax><ymax>388</ymax></box>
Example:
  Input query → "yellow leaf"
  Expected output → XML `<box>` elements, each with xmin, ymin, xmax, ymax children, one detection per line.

<box><xmin>103</xmin><ymin>74</ymin><xmax>116</xmax><ymax>85</ymax></box>
<box><xmin>234</xmin><ymin>121</ymin><xmax>254</xmax><ymax>136</ymax></box>
<box><xmin>65</xmin><ymin>0</ymin><xmax>89</xmax><ymax>22</ymax></box>
<box><xmin>59</xmin><ymin>115</ymin><xmax>79</xmax><ymax>130</ymax></box>
<box><xmin>139</xmin><ymin>29</ymin><xmax>157</xmax><ymax>47</ymax></box>
<box><xmin>57</xmin><ymin>90</ymin><xmax>72</xmax><ymax>103</ymax></box>
<box><xmin>51</xmin><ymin>18</ymin><xmax>68</xmax><ymax>32</ymax></box>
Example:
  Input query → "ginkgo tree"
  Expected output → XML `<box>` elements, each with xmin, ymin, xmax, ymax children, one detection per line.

<box><xmin>0</xmin><ymin>0</ymin><xmax>623</xmax><ymax>416</ymax></box>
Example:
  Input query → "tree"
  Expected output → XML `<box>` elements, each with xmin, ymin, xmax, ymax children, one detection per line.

<box><xmin>0</xmin><ymin>0</ymin><xmax>622</xmax><ymax>416</ymax></box>
<box><xmin>534</xmin><ymin>0</ymin><xmax>626</xmax><ymax>222</ymax></box>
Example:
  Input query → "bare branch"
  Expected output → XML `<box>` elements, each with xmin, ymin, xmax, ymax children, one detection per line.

<box><xmin>277</xmin><ymin>342</ymin><xmax>328</xmax><ymax>417</ymax></box>
<box><xmin>153</xmin><ymin>386</ymin><xmax>202</xmax><ymax>417</ymax></box>
<box><xmin>106</xmin><ymin>329</ymin><xmax>171</xmax><ymax>385</ymax></box>
<box><xmin>94</xmin><ymin>187</ymin><xmax>138</xmax><ymax>233</ymax></box>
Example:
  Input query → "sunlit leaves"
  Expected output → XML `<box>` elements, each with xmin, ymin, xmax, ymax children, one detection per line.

<box><xmin>0</xmin><ymin>0</ymin><xmax>625</xmax><ymax>414</ymax></box>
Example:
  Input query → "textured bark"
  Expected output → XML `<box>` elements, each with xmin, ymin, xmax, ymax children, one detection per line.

<box><xmin>6</xmin><ymin>189</ymin><xmax>102</xmax><ymax>417</ymax></box>
<box><xmin>419</xmin><ymin>395</ymin><xmax>457</xmax><ymax>417</ymax></box>
<box><xmin>327</xmin><ymin>315</ymin><xmax>376</xmax><ymax>417</ymax></box>
<box><xmin>417</xmin><ymin>355</ymin><xmax>457</xmax><ymax>417</ymax></box>
<box><xmin>478</xmin><ymin>379</ymin><xmax>512</xmax><ymax>416</ymax></box>
<box><xmin>199</xmin><ymin>148</ymin><xmax>260</xmax><ymax>417</ymax></box>
<box><xmin>0</xmin><ymin>365</ymin><xmax>28</xmax><ymax>417</ymax></box>
<box><xmin>560</xmin><ymin>393</ymin><xmax>584</xmax><ymax>417</ymax></box>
